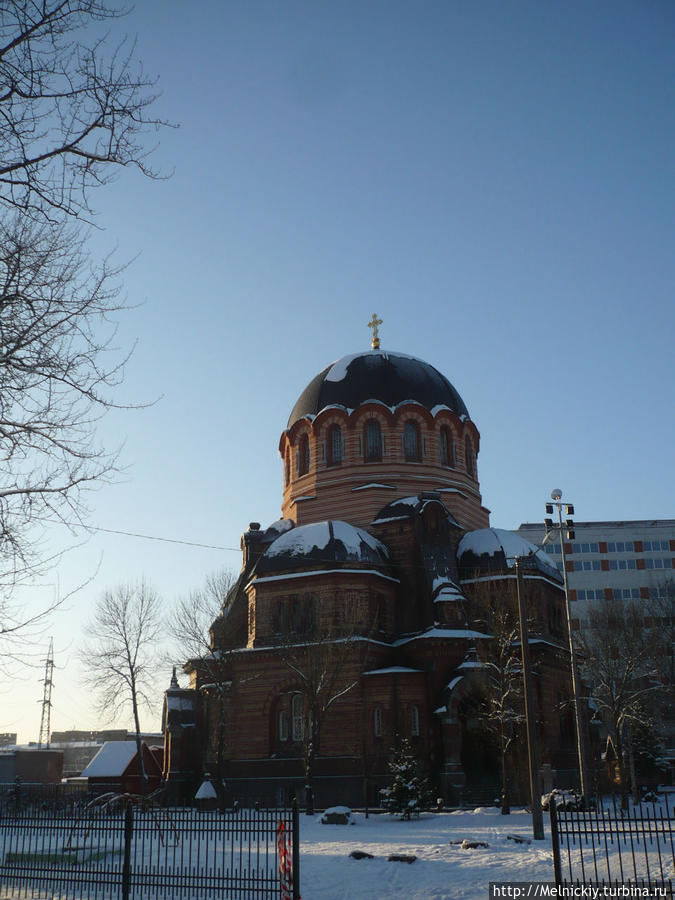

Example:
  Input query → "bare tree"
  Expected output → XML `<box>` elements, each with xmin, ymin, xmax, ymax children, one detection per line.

<box><xmin>475</xmin><ymin>604</ymin><xmax>525</xmax><ymax>815</ymax></box>
<box><xmin>0</xmin><ymin>1</ymin><xmax>166</xmax><ymax>222</ymax></box>
<box><xmin>0</xmin><ymin>0</ymin><xmax>166</xmax><ymax>658</ymax></box>
<box><xmin>467</xmin><ymin>581</ymin><xmax>525</xmax><ymax>814</ymax></box>
<box><xmin>167</xmin><ymin>569</ymin><xmax>236</xmax><ymax>788</ymax></box>
<box><xmin>278</xmin><ymin>599</ymin><xmax>365</xmax><ymax>815</ymax></box>
<box><xmin>575</xmin><ymin>599</ymin><xmax>664</xmax><ymax>809</ymax></box>
<box><xmin>82</xmin><ymin>580</ymin><xmax>162</xmax><ymax>793</ymax></box>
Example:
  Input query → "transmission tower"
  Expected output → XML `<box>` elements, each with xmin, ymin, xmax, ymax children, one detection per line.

<box><xmin>38</xmin><ymin>638</ymin><xmax>55</xmax><ymax>749</ymax></box>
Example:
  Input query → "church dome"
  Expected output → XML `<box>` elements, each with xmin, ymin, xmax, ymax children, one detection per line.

<box><xmin>457</xmin><ymin>528</ymin><xmax>562</xmax><ymax>583</ymax></box>
<box><xmin>287</xmin><ymin>350</ymin><xmax>469</xmax><ymax>428</ymax></box>
<box><xmin>254</xmin><ymin>520</ymin><xmax>391</xmax><ymax>577</ymax></box>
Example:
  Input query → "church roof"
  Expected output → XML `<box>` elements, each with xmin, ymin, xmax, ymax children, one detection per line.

<box><xmin>287</xmin><ymin>350</ymin><xmax>469</xmax><ymax>428</ymax></box>
<box><xmin>254</xmin><ymin>520</ymin><xmax>391</xmax><ymax>577</ymax></box>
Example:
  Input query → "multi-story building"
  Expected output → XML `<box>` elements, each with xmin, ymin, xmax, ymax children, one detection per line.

<box><xmin>516</xmin><ymin>520</ymin><xmax>675</xmax><ymax>628</ymax></box>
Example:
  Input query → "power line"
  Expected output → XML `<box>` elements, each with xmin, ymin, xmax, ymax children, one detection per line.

<box><xmin>38</xmin><ymin>518</ymin><xmax>240</xmax><ymax>552</ymax></box>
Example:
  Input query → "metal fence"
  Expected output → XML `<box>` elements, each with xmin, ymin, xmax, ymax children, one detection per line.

<box><xmin>0</xmin><ymin>790</ymin><xmax>299</xmax><ymax>900</ymax></box>
<box><xmin>550</xmin><ymin>792</ymin><xmax>674</xmax><ymax>896</ymax></box>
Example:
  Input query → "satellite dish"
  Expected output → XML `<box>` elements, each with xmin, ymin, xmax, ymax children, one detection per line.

<box><xmin>550</xmin><ymin>488</ymin><xmax>562</xmax><ymax>500</ymax></box>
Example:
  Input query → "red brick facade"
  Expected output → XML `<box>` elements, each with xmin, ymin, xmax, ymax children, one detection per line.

<box><xmin>167</xmin><ymin>350</ymin><xmax>579</xmax><ymax>807</ymax></box>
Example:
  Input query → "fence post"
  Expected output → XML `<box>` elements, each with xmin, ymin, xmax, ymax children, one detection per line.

<box><xmin>122</xmin><ymin>801</ymin><xmax>133</xmax><ymax>900</ymax></box>
<box><xmin>292</xmin><ymin>797</ymin><xmax>300</xmax><ymax>900</ymax></box>
<box><xmin>549</xmin><ymin>797</ymin><xmax>562</xmax><ymax>888</ymax></box>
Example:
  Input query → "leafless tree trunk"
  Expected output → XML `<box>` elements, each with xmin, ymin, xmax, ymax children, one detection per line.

<box><xmin>575</xmin><ymin>599</ymin><xmax>664</xmax><ymax>811</ymax></box>
<box><xmin>167</xmin><ymin>569</ymin><xmax>236</xmax><ymax>795</ymax></box>
<box><xmin>81</xmin><ymin>580</ymin><xmax>162</xmax><ymax>794</ymax></box>
<box><xmin>278</xmin><ymin>599</ymin><xmax>366</xmax><ymax>815</ymax></box>
<box><xmin>470</xmin><ymin>584</ymin><xmax>525</xmax><ymax>814</ymax></box>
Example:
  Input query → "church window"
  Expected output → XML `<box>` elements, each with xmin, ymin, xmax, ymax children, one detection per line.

<box><xmin>364</xmin><ymin>420</ymin><xmax>381</xmax><ymax>462</ymax></box>
<box><xmin>404</xmin><ymin>421</ymin><xmax>421</xmax><ymax>461</ymax></box>
<box><xmin>297</xmin><ymin>434</ymin><xmax>310</xmax><ymax>476</ymax></box>
<box><xmin>279</xmin><ymin>709</ymin><xmax>289</xmax><ymax>741</ymax></box>
<box><xmin>292</xmin><ymin>694</ymin><xmax>305</xmax><ymax>741</ymax></box>
<box><xmin>464</xmin><ymin>436</ymin><xmax>474</xmax><ymax>476</ymax></box>
<box><xmin>285</xmin><ymin>449</ymin><xmax>290</xmax><ymax>486</ymax></box>
<box><xmin>439</xmin><ymin>426</ymin><xmax>455</xmax><ymax>467</ymax></box>
<box><xmin>410</xmin><ymin>705</ymin><xmax>420</xmax><ymax>737</ymax></box>
<box><xmin>373</xmin><ymin>706</ymin><xmax>383</xmax><ymax>738</ymax></box>
<box><xmin>327</xmin><ymin>424</ymin><xmax>343</xmax><ymax>466</ymax></box>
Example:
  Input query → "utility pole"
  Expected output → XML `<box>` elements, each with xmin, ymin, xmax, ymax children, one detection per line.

<box><xmin>514</xmin><ymin>558</ymin><xmax>544</xmax><ymax>840</ymax></box>
<box><xmin>38</xmin><ymin>638</ymin><xmax>54</xmax><ymax>749</ymax></box>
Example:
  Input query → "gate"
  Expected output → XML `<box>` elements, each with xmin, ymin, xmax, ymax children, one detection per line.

<box><xmin>550</xmin><ymin>793</ymin><xmax>674</xmax><ymax>896</ymax></box>
<box><xmin>0</xmin><ymin>793</ymin><xmax>299</xmax><ymax>900</ymax></box>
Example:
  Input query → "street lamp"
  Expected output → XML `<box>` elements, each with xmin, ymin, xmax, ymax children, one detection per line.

<box><xmin>545</xmin><ymin>489</ymin><xmax>590</xmax><ymax>802</ymax></box>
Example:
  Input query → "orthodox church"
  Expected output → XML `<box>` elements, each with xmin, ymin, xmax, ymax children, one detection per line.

<box><xmin>163</xmin><ymin>321</ymin><xmax>578</xmax><ymax>806</ymax></box>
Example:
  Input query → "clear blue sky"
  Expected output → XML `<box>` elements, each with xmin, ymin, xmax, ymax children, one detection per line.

<box><xmin>5</xmin><ymin>0</ymin><xmax>674</xmax><ymax>743</ymax></box>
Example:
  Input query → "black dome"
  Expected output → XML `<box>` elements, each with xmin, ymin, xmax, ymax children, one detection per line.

<box><xmin>287</xmin><ymin>350</ymin><xmax>469</xmax><ymax>428</ymax></box>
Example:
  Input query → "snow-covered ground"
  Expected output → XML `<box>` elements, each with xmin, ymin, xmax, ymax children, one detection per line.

<box><xmin>298</xmin><ymin>807</ymin><xmax>555</xmax><ymax>900</ymax></box>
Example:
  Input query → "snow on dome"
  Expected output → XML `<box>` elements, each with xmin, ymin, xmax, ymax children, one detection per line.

<box><xmin>457</xmin><ymin>528</ymin><xmax>560</xmax><ymax>580</ymax></box>
<box><xmin>287</xmin><ymin>350</ymin><xmax>470</xmax><ymax>428</ymax></box>
<box><xmin>255</xmin><ymin>520</ymin><xmax>391</xmax><ymax>577</ymax></box>
<box><xmin>324</xmin><ymin>350</ymin><xmax>422</xmax><ymax>383</ymax></box>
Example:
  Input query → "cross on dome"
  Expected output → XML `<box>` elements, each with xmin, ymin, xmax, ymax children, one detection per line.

<box><xmin>367</xmin><ymin>312</ymin><xmax>383</xmax><ymax>349</ymax></box>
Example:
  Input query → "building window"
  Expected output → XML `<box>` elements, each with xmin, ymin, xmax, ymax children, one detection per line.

<box><xmin>364</xmin><ymin>420</ymin><xmax>382</xmax><ymax>462</ymax></box>
<box><xmin>279</xmin><ymin>710</ymin><xmax>289</xmax><ymax>741</ymax></box>
<box><xmin>373</xmin><ymin>706</ymin><xmax>383</xmax><ymax>738</ymax></box>
<box><xmin>410</xmin><ymin>705</ymin><xmax>420</xmax><ymax>737</ymax></box>
<box><xmin>327</xmin><ymin>424</ymin><xmax>343</xmax><ymax>467</ymax></box>
<box><xmin>439</xmin><ymin>426</ymin><xmax>455</xmax><ymax>467</ymax></box>
<box><xmin>404</xmin><ymin>421</ymin><xmax>421</xmax><ymax>461</ymax></box>
<box><xmin>285</xmin><ymin>449</ymin><xmax>290</xmax><ymax>486</ymax></box>
<box><xmin>464</xmin><ymin>436</ymin><xmax>474</xmax><ymax>476</ymax></box>
<box><xmin>297</xmin><ymin>434</ymin><xmax>310</xmax><ymax>476</ymax></box>
<box><xmin>292</xmin><ymin>694</ymin><xmax>304</xmax><ymax>742</ymax></box>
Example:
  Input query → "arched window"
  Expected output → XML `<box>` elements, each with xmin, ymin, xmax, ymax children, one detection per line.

<box><xmin>292</xmin><ymin>694</ymin><xmax>305</xmax><ymax>742</ymax></box>
<box><xmin>297</xmin><ymin>433</ymin><xmax>310</xmax><ymax>475</ymax></box>
<box><xmin>373</xmin><ymin>706</ymin><xmax>383</xmax><ymax>738</ymax></box>
<box><xmin>404</xmin><ymin>421</ymin><xmax>421</xmax><ymax>461</ymax></box>
<box><xmin>464</xmin><ymin>435</ymin><xmax>474</xmax><ymax>477</ymax></box>
<box><xmin>278</xmin><ymin>709</ymin><xmax>289</xmax><ymax>742</ymax></box>
<box><xmin>326</xmin><ymin>424</ymin><xmax>342</xmax><ymax>467</ymax></box>
<box><xmin>439</xmin><ymin>426</ymin><xmax>455</xmax><ymax>467</ymax></box>
<box><xmin>285</xmin><ymin>449</ymin><xmax>290</xmax><ymax>486</ymax></box>
<box><xmin>410</xmin><ymin>705</ymin><xmax>420</xmax><ymax>737</ymax></box>
<box><xmin>364</xmin><ymin>419</ymin><xmax>381</xmax><ymax>462</ymax></box>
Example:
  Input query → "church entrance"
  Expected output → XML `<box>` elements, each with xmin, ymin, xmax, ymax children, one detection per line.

<box><xmin>458</xmin><ymin>700</ymin><xmax>500</xmax><ymax>802</ymax></box>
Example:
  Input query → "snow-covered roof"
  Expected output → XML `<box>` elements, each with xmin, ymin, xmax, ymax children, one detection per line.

<box><xmin>81</xmin><ymin>741</ymin><xmax>137</xmax><ymax>778</ymax></box>
<box><xmin>248</xmin><ymin>568</ymin><xmax>399</xmax><ymax>588</ymax></box>
<box><xmin>195</xmin><ymin>779</ymin><xmax>217</xmax><ymax>800</ymax></box>
<box><xmin>394</xmin><ymin>627</ymin><xmax>491</xmax><ymax>646</ymax></box>
<box><xmin>264</xmin><ymin>520</ymin><xmax>387</xmax><ymax>560</ymax></box>
<box><xmin>351</xmin><ymin>483</ymin><xmax>396</xmax><ymax>492</ymax></box>
<box><xmin>362</xmin><ymin>666</ymin><xmax>424</xmax><ymax>676</ymax></box>
<box><xmin>457</xmin><ymin>528</ymin><xmax>561</xmax><ymax>580</ymax></box>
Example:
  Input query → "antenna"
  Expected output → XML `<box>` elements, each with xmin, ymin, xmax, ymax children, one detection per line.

<box><xmin>38</xmin><ymin>638</ymin><xmax>55</xmax><ymax>749</ymax></box>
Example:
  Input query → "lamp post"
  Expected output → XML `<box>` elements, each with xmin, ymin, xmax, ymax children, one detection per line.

<box><xmin>514</xmin><ymin>557</ymin><xmax>544</xmax><ymax>840</ymax></box>
<box><xmin>545</xmin><ymin>489</ymin><xmax>590</xmax><ymax>802</ymax></box>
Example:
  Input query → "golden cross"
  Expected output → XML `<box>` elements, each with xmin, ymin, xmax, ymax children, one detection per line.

<box><xmin>367</xmin><ymin>313</ymin><xmax>383</xmax><ymax>349</ymax></box>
